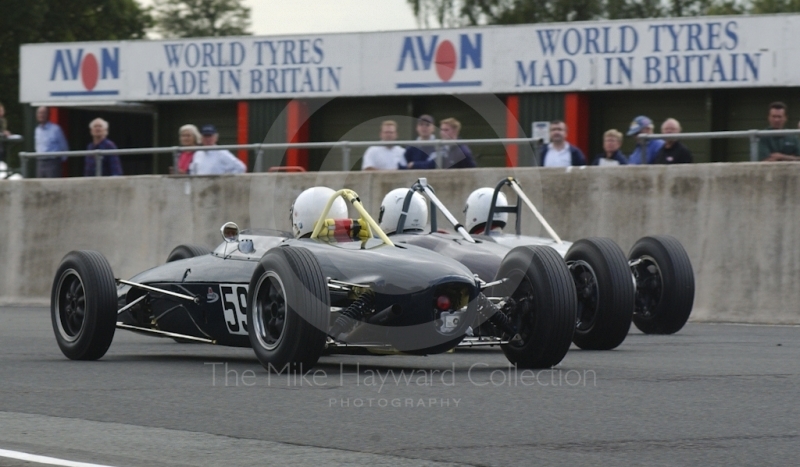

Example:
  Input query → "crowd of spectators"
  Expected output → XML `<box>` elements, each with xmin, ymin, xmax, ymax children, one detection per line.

<box><xmin>581</xmin><ymin>101</ymin><xmax>800</xmax><ymax>168</ymax></box>
<box><xmin>362</xmin><ymin>115</ymin><xmax>476</xmax><ymax>170</ymax></box>
<box><xmin>533</xmin><ymin>114</ymin><xmax>694</xmax><ymax>169</ymax></box>
<box><xmin>26</xmin><ymin>110</ymin><xmax>247</xmax><ymax>178</ymax></box>
<box><xmin>16</xmin><ymin>100</ymin><xmax>800</xmax><ymax>178</ymax></box>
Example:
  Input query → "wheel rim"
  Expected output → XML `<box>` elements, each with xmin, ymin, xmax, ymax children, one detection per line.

<box><xmin>55</xmin><ymin>269</ymin><xmax>86</xmax><ymax>343</ymax></box>
<box><xmin>569</xmin><ymin>260</ymin><xmax>599</xmax><ymax>332</ymax></box>
<box><xmin>505</xmin><ymin>270</ymin><xmax>536</xmax><ymax>348</ymax></box>
<box><xmin>631</xmin><ymin>255</ymin><xmax>663</xmax><ymax>319</ymax></box>
<box><xmin>253</xmin><ymin>271</ymin><xmax>287</xmax><ymax>351</ymax></box>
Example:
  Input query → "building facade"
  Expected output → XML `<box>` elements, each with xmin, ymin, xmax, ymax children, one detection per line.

<box><xmin>19</xmin><ymin>14</ymin><xmax>800</xmax><ymax>174</ymax></box>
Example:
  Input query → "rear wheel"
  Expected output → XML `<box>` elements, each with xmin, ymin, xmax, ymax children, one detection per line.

<box><xmin>629</xmin><ymin>236</ymin><xmax>695</xmax><ymax>335</ymax></box>
<box><xmin>566</xmin><ymin>238</ymin><xmax>634</xmax><ymax>350</ymax></box>
<box><xmin>51</xmin><ymin>251</ymin><xmax>118</xmax><ymax>360</ymax></box>
<box><xmin>166</xmin><ymin>244</ymin><xmax>211</xmax><ymax>262</ymax></box>
<box><xmin>247</xmin><ymin>247</ymin><xmax>328</xmax><ymax>372</ymax></box>
<box><xmin>492</xmin><ymin>246</ymin><xmax>576</xmax><ymax>369</ymax></box>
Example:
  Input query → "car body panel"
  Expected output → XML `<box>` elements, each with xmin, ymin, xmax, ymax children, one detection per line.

<box><xmin>118</xmin><ymin>231</ymin><xmax>479</xmax><ymax>352</ymax></box>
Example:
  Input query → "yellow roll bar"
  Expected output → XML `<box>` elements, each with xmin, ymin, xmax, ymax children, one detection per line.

<box><xmin>310</xmin><ymin>189</ymin><xmax>395</xmax><ymax>247</ymax></box>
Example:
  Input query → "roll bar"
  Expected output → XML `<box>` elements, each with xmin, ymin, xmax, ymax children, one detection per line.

<box><xmin>397</xmin><ymin>177</ymin><xmax>562</xmax><ymax>245</ymax></box>
<box><xmin>397</xmin><ymin>178</ymin><xmax>475</xmax><ymax>243</ymax></box>
<box><xmin>310</xmin><ymin>189</ymin><xmax>395</xmax><ymax>247</ymax></box>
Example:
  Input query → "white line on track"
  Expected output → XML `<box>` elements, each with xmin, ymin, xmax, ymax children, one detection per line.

<box><xmin>702</xmin><ymin>322</ymin><xmax>800</xmax><ymax>328</ymax></box>
<box><xmin>0</xmin><ymin>448</ymin><xmax>117</xmax><ymax>467</ymax></box>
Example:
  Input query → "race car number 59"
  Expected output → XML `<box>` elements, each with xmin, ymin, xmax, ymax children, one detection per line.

<box><xmin>220</xmin><ymin>285</ymin><xmax>248</xmax><ymax>335</ymax></box>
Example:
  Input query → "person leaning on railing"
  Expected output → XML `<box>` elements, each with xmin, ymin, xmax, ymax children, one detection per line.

<box><xmin>591</xmin><ymin>129</ymin><xmax>628</xmax><ymax>166</ymax></box>
<box><xmin>0</xmin><ymin>102</ymin><xmax>10</xmax><ymax>162</ymax></box>
<box><xmin>34</xmin><ymin>106</ymin><xmax>69</xmax><ymax>178</ymax></box>
<box><xmin>189</xmin><ymin>124</ymin><xmax>246</xmax><ymax>175</ymax></box>
<box><xmin>177</xmin><ymin>124</ymin><xmax>201</xmax><ymax>174</ymax></box>
<box><xmin>759</xmin><ymin>101</ymin><xmax>800</xmax><ymax>162</ymax></box>
<box><xmin>626</xmin><ymin>115</ymin><xmax>664</xmax><ymax>165</ymax></box>
<box><xmin>653</xmin><ymin>118</ymin><xmax>692</xmax><ymax>164</ymax></box>
<box><xmin>84</xmin><ymin>118</ymin><xmax>123</xmax><ymax>176</ymax></box>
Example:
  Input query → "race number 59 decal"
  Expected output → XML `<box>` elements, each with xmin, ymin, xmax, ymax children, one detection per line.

<box><xmin>220</xmin><ymin>284</ymin><xmax>248</xmax><ymax>335</ymax></box>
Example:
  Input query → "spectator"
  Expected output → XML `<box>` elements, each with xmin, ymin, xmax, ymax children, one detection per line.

<box><xmin>84</xmin><ymin>118</ymin><xmax>123</xmax><ymax>177</ymax></box>
<box><xmin>404</xmin><ymin>114</ymin><xmax>437</xmax><ymax>169</ymax></box>
<box><xmin>0</xmin><ymin>102</ymin><xmax>9</xmax><ymax>138</ymax></box>
<box><xmin>189</xmin><ymin>124</ymin><xmax>247</xmax><ymax>175</ymax></box>
<box><xmin>361</xmin><ymin>120</ymin><xmax>406</xmax><ymax>170</ymax></box>
<box><xmin>437</xmin><ymin>117</ymin><xmax>476</xmax><ymax>168</ymax></box>
<box><xmin>177</xmin><ymin>124</ymin><xmax>201</xmax><ymax>174</ymax></box>
<box><xmin>627</xmin><ymin>115</ymin><xmax>664</xmax><ymax>165</ymax></box>
<box><xmin>591</xmin><ymin>129</ymin><xmax>628</xmax><ymax>166</ymax></box>
<box><xmin>758</xmin><ymin>102</ymin><xmax>800</xmax><ymax>162</ymax></box>
<box><xmin>0</xmin><ymin>102</ymin><xmax>9</xmax><ymax>162</ymax></box>
<box><xmin>538</xmin><ymin>120</ymin><xmax>586</xmax><ymax>167</ymax></box>
<box><xmin>34</xmin><ymin>106</ymin><xmax>69</xmax><ymax>178</ymax></box>
<box><xmin>653</xmin><ymin>118</ymin><xmax>693</xmax><ymax>164</ymax></box>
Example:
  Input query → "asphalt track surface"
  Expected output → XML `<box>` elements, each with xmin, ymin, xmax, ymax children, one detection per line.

<box><xmin>1</xmin><ymin>306</ymin><xmax>798</xmax><ymax>467</ymax></box>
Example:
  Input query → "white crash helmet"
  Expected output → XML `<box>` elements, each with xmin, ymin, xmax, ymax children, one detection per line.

<box><xmin>379</xmin><ymin>188</ymin><xmax>428</xmax><ymax>234</ymax></box>
<box><xmin>291</xmin><ymin>187</ymin><xmax>348</xmax><ymax>238</ymax></box>
<box><xmin>464</xmin><ymin>188</ymin><xmax>508</xmax><ymax>234</ymax></box>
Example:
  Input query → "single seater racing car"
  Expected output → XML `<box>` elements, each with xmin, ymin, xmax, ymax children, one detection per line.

<box><xmin>51</xmin><ymin>187</ymin><xmax>578</xmax><ymax>371</ymax></box>
<box><xmin>380</xmin><ymin>177</ymin><xmax>695</xmax><ymax>351</ymax></box>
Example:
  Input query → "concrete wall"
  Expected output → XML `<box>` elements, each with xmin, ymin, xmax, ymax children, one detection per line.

<box><xmin>1</xmin><ymin>164</ymin><xmax>798</xmax><ymax>324</ymax></box>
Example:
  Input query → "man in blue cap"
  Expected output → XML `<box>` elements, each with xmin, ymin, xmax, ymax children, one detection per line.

<box><xmin>627</xmin><ymin>115</ymin><xmax>664</xmax><ymax>165</ymax></box>
<box><xmin>189</xmin><ymin>124</ymin><xmax>246</xmax><ymax>175</ymax></box>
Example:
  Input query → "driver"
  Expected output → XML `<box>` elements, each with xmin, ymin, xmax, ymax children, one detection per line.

<box><xmin>291</xmin><ymin>186</ymin><xmax>348</xmax><ymax>238</ymax></box>
<box><xmin>378</xmin><ymin>188</ymin><xmax>428</xmax><ymax>235</ymax></box>
<box><xmin>464</xmin><ymin>188</ymin><xmax>508</xmax><ymax>235</ymax></box>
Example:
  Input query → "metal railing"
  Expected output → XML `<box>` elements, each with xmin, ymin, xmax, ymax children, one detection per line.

<box><xmin>638</xmin><ymin>128</ymin><xmax>800</xmax><ymax>162</ymax></box>
<box><xmin>19</xmin><ymin>137</ymin><xmax>540</xmax><ymax>176</ymax></box>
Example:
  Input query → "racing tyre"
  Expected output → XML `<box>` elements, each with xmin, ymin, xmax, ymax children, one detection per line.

<box><xmin>492</xmin><ymin>246</ymin><xmax>576</xmax><ymax>368</ymax></box>
<box><xmin>628</xmin><ymin>236</ymin><xmax>695</xmax><ymax>335</ymax></box>
<box><xmin>566</xmin><ymin>238</ymin><xmax>635</xmax><ymax>350</ymax></box>
<box><xmin>51</xmin><ymin>251</ymin><xmax>118</xmax><ymax>360</ymax></box>
<box><xmin>166</xmin><ymin>244</ymin><xmax>211</xmax><ymax>262</ymax></box>
<box><xmin>247</xmin><ymin>246</ymin><xmax>329</xmax><ymax>372</ymax></box>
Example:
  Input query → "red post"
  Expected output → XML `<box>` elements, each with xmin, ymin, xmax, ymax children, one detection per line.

<box><xmin>564</xmin><ymin>93</ymin><xmax>590</xmax><ymax>157</ymax></box>
<box><xmin>237</xmin><ymin>101</ymin><xmax>249</xmax><ymax>165</ymax></box>
<box><xmin>505</xmin><ymin>95</ymin><xmax>520</xmax><ymax>167</ymax></box>
<box><xmin>286</xmin><ymin>100</ymin><xmax>309</xmax><ymax>169</ymax></box>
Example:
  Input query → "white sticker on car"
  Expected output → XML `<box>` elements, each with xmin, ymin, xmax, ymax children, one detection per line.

<box><xmin>220</xmin><ymin>284</ymin><xmax>248</xmax><ymax>335</ymax></box>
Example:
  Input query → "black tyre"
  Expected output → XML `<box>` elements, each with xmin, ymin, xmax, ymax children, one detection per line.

<box><xmin>247</xmin><ymin>247</ymin><xmax>328</xmax><ymax>372</ymax></box>
<box><xmin>166</xmin><ymin>244</ymin><xmax>211</xmax><ymax>262</ymax></box>
<box><xmin>51</xmin><ymin>251</ymin><xmax>118</xmax><ymax>360</ymax></box>
<box><xmin>491</xmin><ymin>246</ymin><xmax>577</xmax><ymax>368</ymax></box>
<box><xmin>628</xmin><ymin>236</ymin><xmax>695</xmax><ymax>335</ymax></box>
<box><xmin>566</xmin><ymin>238</ymin><xmax>635</xmax><ymax>350</ymax></box>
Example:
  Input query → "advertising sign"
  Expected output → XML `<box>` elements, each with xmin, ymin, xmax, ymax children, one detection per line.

<box><xmin>19</xmin><ymin>14</ymin><xmax>797</xmax><ymax>103</ymax></box>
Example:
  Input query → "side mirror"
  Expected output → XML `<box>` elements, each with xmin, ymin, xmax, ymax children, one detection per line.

<box><xmin>220</xmin><ymin>222</ymin><xmax>240</xmax><ymax>243</ymax></box>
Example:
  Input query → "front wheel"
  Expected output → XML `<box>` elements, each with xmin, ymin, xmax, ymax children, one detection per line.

<box><xmin>247</xmin><ymin>247</ymin><xmax>329</xmax><ymax>372</ymax></box>
<box><xmin>566</xmin><ymin>238</ymin><xmax>634</xmax><ymax>350</ymax></box>
<box><xmin>51</xmin><ymin>251</ymin><xmax>118</xmax><ymax>360</ymax></box>
<box><xmin>491</xmin><ymin>246</ymin><xmax>576</xmax><ymax>369</ymax></box>
<box><xmin>629</xmin><ymin>236</ymin><xmax>695</xmax><ymax>334</ymax></box>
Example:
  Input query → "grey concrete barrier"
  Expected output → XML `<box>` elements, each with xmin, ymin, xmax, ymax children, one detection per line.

<box><xmin>1</xmin><ymin>163</ymin><xmax>798</xmax><ymax>324</ymax></box>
